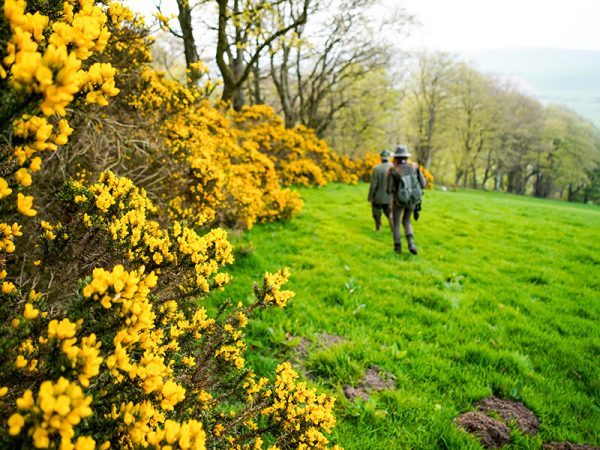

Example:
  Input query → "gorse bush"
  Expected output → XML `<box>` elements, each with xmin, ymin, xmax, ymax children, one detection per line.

<box><xmin>0</xmin><ymin>1</ymin><xmax>342</xmax><ymax>449</ymax></box>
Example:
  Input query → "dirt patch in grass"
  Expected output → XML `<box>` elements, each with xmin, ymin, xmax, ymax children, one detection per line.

<box><xmin>343</xmin><ymin>366</ymin><xmax>396</xmax><ymax>402</ymax></box>
<box><xmin>316</xmin><ymin>333</ymin><xmax>344</xmax><ymax>348</ymax></box>
<box><xmin>290</xmin><ymin>333</ymin><xmax>344</xmax><ymax>360</ymax></box>
<box><xmin>475</xmin><ymin>397</ymin><xmax>539</xmax><ymax>435</ymax></box>
<box><xmin>293</xmin><ymin>336</ymin><xmax>312</xmax><ymax>359</ymax></box>
<box><xmin>454</xmin><ymin>411</ymin><xmax>511</xmax><ymax>449</ymax></box>
<box><xmin>456</xmin><ymin>397</ymin><xmax>598</xmax><ymax>449</ymax></box>
<box><xmin>543</xmin><ymin>444</ymin><xmax>600</xmax><ymax>450</ymax></box>
<box><xmin>342</xmin><ymin>385</ymin><xmax>369</xmax><ymax>402</ymax></box>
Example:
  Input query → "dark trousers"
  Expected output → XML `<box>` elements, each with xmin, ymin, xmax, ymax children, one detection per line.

<box><xmin>371</xmin><ymin>203</ymin><xmax>391</xmax><ymax>231</ymax></box>
<box><xmin>391</xmin><ymin>202</ymin><xmax>414</xmax><ymax>244</ymax></box>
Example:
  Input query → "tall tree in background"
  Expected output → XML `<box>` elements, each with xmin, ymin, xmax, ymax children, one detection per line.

<box><xmin>325</xmin><ymin>67</ymin><xmax>403</xmax><ymax>155</ymax></box>
<box><xmin>403</xmin><ymin>51</ymin><xmax>455</xmax><ymax>169</ymax></box>
<box><xmin>157</xmin><ymin>0</ymin><xmax>202</xmax><ymax>85</ymax></box>
<box><xmin>267</xmin><ymin>0</ymin><xmax>411</xmax><ymax>136</ymax></box>
<box><xmin>215</xmin><ymin>0</ymin><xmax>310</xmax><ymax>109</ymax></box>
<box><xmin>160</xmin><ymin>0</ymin><xmax>310</xmax><ymax>108</ymax></box>
<box><xmin>540</xmin><ymin>106</ymin><xmax>600</xmax><ymax>199</ymax></box>
<box><xmin>446</xmin><ymin>63</ymin><xmax>495</xmax><ymax>188</ymax></box>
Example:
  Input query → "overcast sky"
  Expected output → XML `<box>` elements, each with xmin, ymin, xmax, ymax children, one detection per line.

<box><xmin>126</xmin><ymin>0</ymin><xmax>600</xmax><ymax>52</ymax></box>
<box><xmin>400</xmin><ymin>0</ymin><xmax>600</xmax><ymax>51</ymax></box>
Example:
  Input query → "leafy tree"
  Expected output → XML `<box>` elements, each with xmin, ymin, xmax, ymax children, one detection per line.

<box><xmin>445</xmin><ymin>63</ymin><xmax>495</xmax><ymax>188</ymax></box>
<box><xmin>402</xmin><ymin>51</ymin><xmax>456</xmax><ymax>170</ymax></box>
<box><xmin>159</xmin><ymin>0</ymin><xmax>310</xmax><ymax>107</ymax></box>
<box><xmin>324</xmin><ymin>66</ymin><xmax>403</xmax><ymax>156</ymax></box>
<box><xmin>267</xmin><ymin>0</ymin><xmax>408</xmax><ymax>136</ymax></box>
<box><xmin>541</xmin><ymin>105</ymin><xmax>600</xmax><ymax>200</ymax></box>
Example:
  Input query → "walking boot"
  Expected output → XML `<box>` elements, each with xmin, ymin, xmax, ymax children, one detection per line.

<box><xmin>394</xmin><ymin>242</ymin><xmax>402</xmax><ymax>253</ymax></box>
<box><xmin>407</xmin><ymin>235</ymin><xmax>417</xmax><ymax>255</ymax></box>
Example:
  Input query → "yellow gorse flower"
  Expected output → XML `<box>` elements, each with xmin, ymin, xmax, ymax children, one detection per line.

<box><xmin>23</xmin><ymin>303</ymin><xmax>39</xmax><ymax>320</ymax></box>
<box><xmin>0</xmin><ymin>222</ymin><xmax>22</xmax><ymax>253</ymax></box>
<box><xmin>48</xmin><ymin>318</ymin><xmax>77</xmax><ymax>339</ymax></box>
<box><xmin>0</xmin><ymin>178</ymin><xmax>13</xmax><ymax>199</ymax></box>
<box><xmin>11</xmin><ymin>378</ymin><xmax>94</xmax><ymax>448</ymax></box>
<box><xmin>17</xmin><ymin>193</ymin><xmax>36</xmax><ymax>216</ymax></box>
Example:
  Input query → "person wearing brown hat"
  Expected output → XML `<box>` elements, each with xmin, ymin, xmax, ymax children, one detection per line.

<box><xmin>368</xmin><ymin>150</ymin><xmax>394</xmax><ymax>231</ymax></box>
<box><xmin>386</xmin><ymin>145</ymin><xmax>427</xmax><ymax>254</ymax></box>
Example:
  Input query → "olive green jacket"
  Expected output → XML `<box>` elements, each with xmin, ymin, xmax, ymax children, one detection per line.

<box><xmin>368</xmin><ymin>161</ymin><xmax>393</xmax><ymax>204</ymax></box>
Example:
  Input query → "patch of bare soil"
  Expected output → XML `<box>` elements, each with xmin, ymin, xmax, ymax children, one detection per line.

<box><xmin>454</xmin><ymin>412</ymin><xmax>511</xmax><ymax>449</ymax></box>
<box><xmin>315</xmin><ymin>333</ymin><xmax>344</xmax><ymax>348</ymax></box>
<box><xmin>543</xmin><ymin>444</ymin><xmax>600</xmax><ymax>450</ymax></box>
<box><xmin>292</xmin><ymin>336</ymin><xmax>312</xmax><ymax>359</ymax></box>
<box><xmin>289</xmin><ymin>333</ymin><xmax>344</xmax><ymax>360</ymax></box>
<box><xmin>342</xmin><ymin>366</ymin><xmax>396</xmax><ymax>402</ymax></box>
<box><xmin>342</xmin><ymin>385</ymin><xmax>369</xmax><ymax>402</ymax></box>
<box><xmin>475</xmin><ymin>397</ymin><xmax>539</xmax><ymax>435</ymax></box>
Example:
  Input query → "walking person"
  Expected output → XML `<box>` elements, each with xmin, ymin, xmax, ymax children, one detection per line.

<box><xmin>368</xmin><ymin>150</ymin><xmax>393</xmax><ymax>231</ymax></box>
<box><xmin>386</xmin><ymin>145</ymin><xmax>427</xmax><ymax>254</ymax></box>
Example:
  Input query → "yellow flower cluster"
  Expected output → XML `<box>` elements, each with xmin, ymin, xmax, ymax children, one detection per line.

<box><xmin>0</xmin><ymin>3</ymin><xmax>343</xmax><ymax>448</ymax></box>
<box><xmin>419</xmin><ymin>163</ymin><xmax>435</xmax><ymax>189</ymax></box>
<box><xmin>16</xmin><ymin>338</ymin><xmax>38</xmax><ymax>372</ymax></box>
<box><xmin>151</xmin><ymin>419</ymin><xmax>207</xmax><ymax>449</ymax></box>
<box><xmin>108</xmin><ymin>2</ymin><xmax>135</xmax><ymax>29</ymax></box>
<box><xmin>261</xmin><ymin>268</ymin><xmax>296</xmax><ymax>308</ymax></box>
<box><xmin>0</xmin><ymin>0</ymin><xmax>125</xmax><ymax>261</ymax></box>
<box><xmin>112</xmin><ymin>402</ymin><xmax>207</xmax><ymax>448</ymax></box>
<box><xmin>78</xmin><ymin>62</ymin><xmax>120</xmax><ymax>106</ymax></box>
<box><xmin>82</xmin><ymin>265</ymin><xmax>157</xmax><ymax>370</ymax></box>
<box><xmin>261</xmin><ymin>363</ymin><xmax>337</xmax><ymax>449</ymax></box>
<box><xmin>65</xmin><ymin>171</ymin><xmax>234</xmax><ymax>294</ymax></box>
<box><xmin>125</xmin><ymin>69</ymin><xmax>304</xmax><ymax>230</ymax></box>
<box><xmin>59</xmin><ymin>333</ymin><xmax>103</xmax><ymax>388</ymax></box>
<box><xmin>233</xmin><ymin>106</ymin><xmax>359</xmax><ymax>187</ymax></box>
<box><xmin>81</xmin><ymin>265</ymin><xmax>188</xmax><ymax>412</ymax></box>
<box><xmin>0</xmin><ymin>222</ymin><xmax>22</xmax><ymax>253</ymax></box>
<box><xmin>9</xmin><ymin>377</ymin><xmax>93</xmax><ymax>449</ymax></box>
<box><xmin>3</xmin><ymin>0</ymin><xmax>115</xmax><ymax>114</ymax></box>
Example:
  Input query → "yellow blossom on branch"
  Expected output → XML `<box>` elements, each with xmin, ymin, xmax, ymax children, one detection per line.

<box><xmin>17</xmin><ymin>193</ymin><xmax>36</xmax><ymax>216</ymax></box>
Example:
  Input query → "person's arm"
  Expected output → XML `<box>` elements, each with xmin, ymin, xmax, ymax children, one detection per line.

<box><xmin>416</xmin><ymin>165</ymin><xmax>427</xmax><ymax>189</ymax></box>
<box><xmin>386</xmin><ymin>167</ymin><xmax>395</xmax><ymax>195</ymax></box>
<box><xmin>368</xmin><ymin>169</ymin><xmax>377</xmax><ymax>202</ymax></box>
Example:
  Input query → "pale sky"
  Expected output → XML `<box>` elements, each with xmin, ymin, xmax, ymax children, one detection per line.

<box><xmin>400</xmin><ymin>0</ymin><xmax>600</xmax><ymax>51</ymax></box>
<box><xmin>125</xmin><ymin>0</ymin><xmax>600</xmax><ymax>52</ymax></box>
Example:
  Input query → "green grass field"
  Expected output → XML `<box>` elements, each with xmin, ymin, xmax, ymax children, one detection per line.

<box><xmin>211</xmin><ymin>184</ymin><xmax>600</xmax><ymax>449</ymax></box>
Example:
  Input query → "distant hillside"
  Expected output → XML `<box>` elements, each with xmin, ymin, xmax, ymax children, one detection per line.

<box><xmin>459</xmin><ymin>48</ymin><xmax>600</xmax><ymax>128</ymax></box>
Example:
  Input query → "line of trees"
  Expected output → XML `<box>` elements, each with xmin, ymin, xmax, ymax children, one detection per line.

<box><xmin>154</xmin><ymin>1</ymin><xmax>600</xmax><ymax>203</ymax></box>
<box><xmin>401</xmin><ymin>51</ymin><xmax>600</xmax><ymax>202</ymax></box>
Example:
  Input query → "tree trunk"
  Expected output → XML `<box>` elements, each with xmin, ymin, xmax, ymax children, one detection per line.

<box><xmin>176</xmin><ymin>0</ymin><xmax>201</xmax><ymax>86</ymax></box>
<box><xmin>252</xmin><ymin>61</ymin><xmax>263</xmax><ymax>105</ymax></box>
<box><xmin>454</xmin><ymin>169</ymin><xmax>463</xmax><ymax>188</ymax></box>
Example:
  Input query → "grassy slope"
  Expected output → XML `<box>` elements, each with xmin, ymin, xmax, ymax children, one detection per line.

<box><xmin>212</xmin><ymin>184</ymin><xmax>600</xmax><ymax>449</ymax></box>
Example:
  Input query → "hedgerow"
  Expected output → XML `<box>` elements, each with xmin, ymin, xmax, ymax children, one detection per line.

<box><xmin>0</xmin><ymin>1</ymin><xmax>343</xmax><ymax>449</ymax></box>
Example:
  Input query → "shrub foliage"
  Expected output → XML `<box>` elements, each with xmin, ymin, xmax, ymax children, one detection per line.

<box><xmin>0</xmin><ymin>1</ymin><xmax>348</xmax><ymax>449</ymax></box>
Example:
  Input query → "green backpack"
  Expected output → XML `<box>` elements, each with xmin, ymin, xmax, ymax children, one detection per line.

<box><xmin>395</xmin><ymin>166</ymin><xmax>422</xmax><ymax>207</ymax></box>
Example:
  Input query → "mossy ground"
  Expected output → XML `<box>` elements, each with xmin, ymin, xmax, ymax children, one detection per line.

<box><xmin>212</xmin><ymin>184</ymin><xmax>600</xmax><ymax>449</ymax></box>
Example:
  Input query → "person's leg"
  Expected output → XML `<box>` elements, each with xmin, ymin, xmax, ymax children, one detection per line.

<box><xmin>402</xmin><ymin>207</ymin><xmax>417</xmax><ymax>254</ymax></box>
<box><xmin>371</xmin><ymin>203</ymin><xmax>382</xmax><ymax>231</ymax></box>
<box><xmin>382</xmin><ymin>203</ymin><xmax>392</xmax><ymax>231</ymax></box>
<box><xmin>391</xmin><ymin>203</ymin><xmax>402</xmax><ymax>252</ymax></box>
